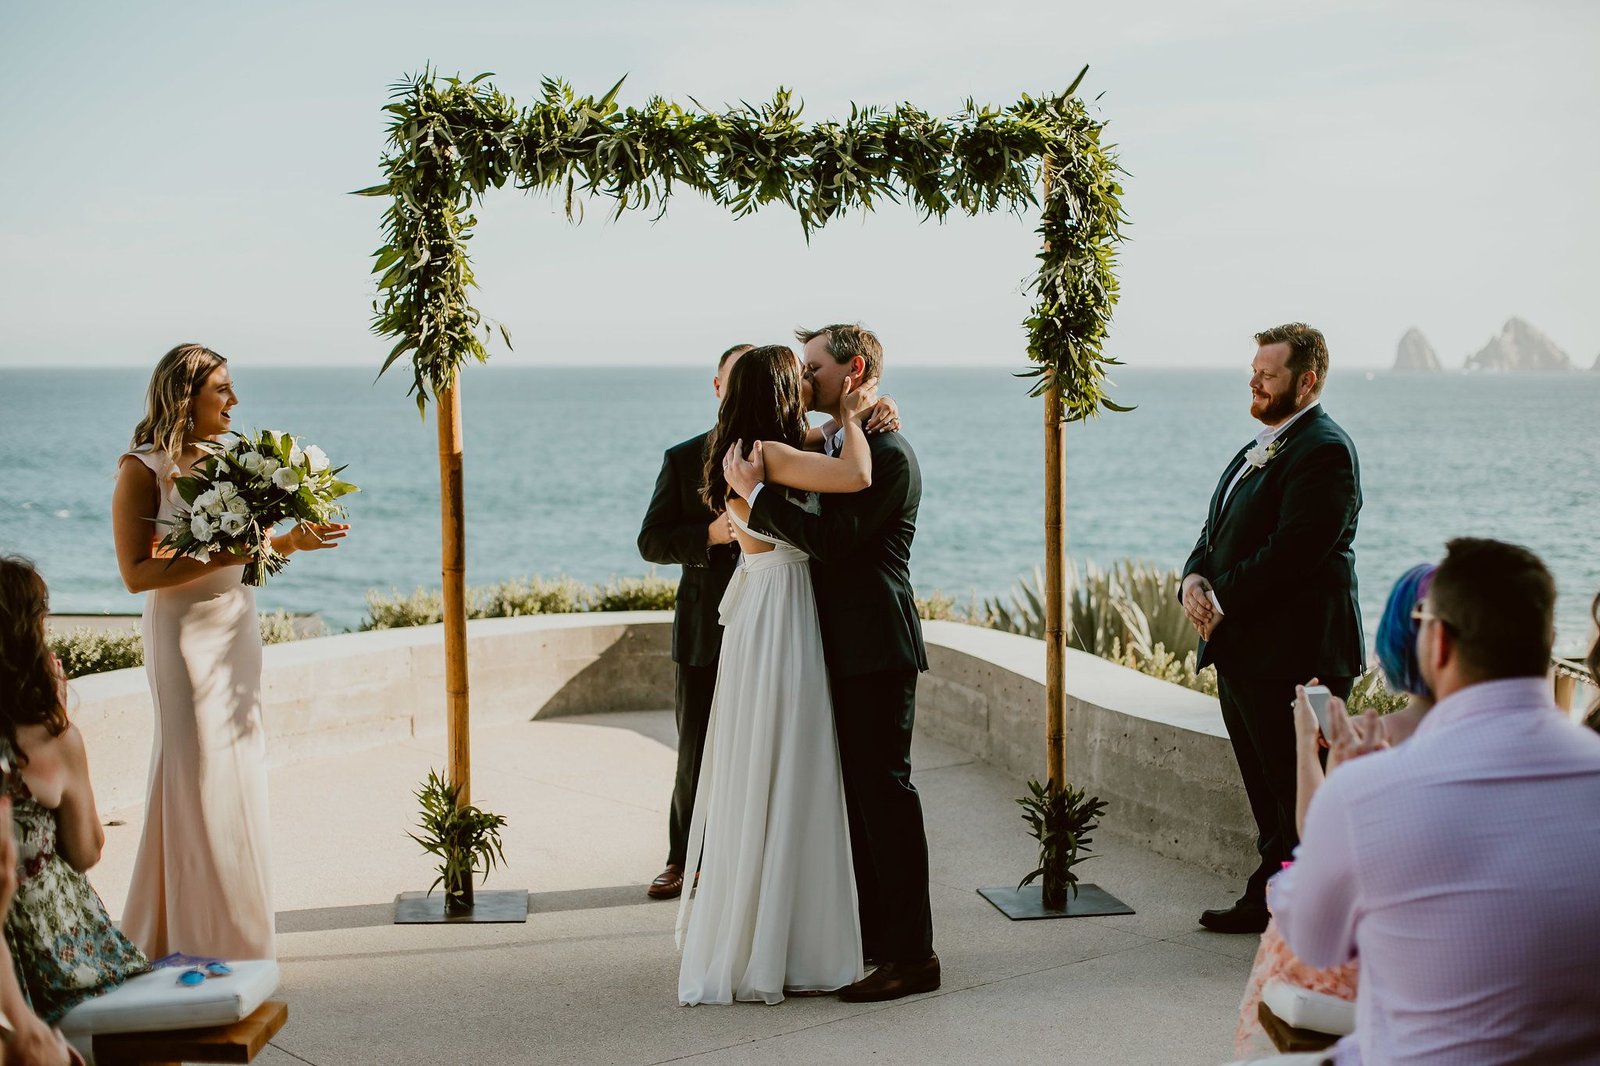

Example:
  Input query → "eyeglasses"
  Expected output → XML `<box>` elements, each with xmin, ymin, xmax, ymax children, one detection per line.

<box><xmin>177</xmin><ymin>962</ymin><xmax>233</xmax><ymax>986</ymax></box>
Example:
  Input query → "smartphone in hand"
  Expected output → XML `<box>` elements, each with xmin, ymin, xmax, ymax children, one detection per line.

<box><xmin>1303</xmin><ymin>685</ymin><xmax>1333</xmax><ymax>737</ymax></box>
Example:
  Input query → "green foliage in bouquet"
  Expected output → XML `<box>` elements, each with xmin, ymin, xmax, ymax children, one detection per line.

<box><xmin>1016</xmin><ymin>777</ymin><xmax>1108</xmax><ymax>909</ymax></box>
<box><xmin>408</xmin><ymin>769</ymin><xmax>509</xmax><ymax>912</ymax></box>
<box><xmin>360</xmin><ymin>69</ymin><xmax>1125</xmax><ymax>422</ymax></box>
<box><xmin>163</xmin><ymin>430</ymin><xmax>358</xmax><ymax>587</ymax></box>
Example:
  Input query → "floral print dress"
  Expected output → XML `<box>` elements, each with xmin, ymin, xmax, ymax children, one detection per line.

<box><xmin>3</xmin><ymin>739</ymin><xmax>148</xmax><ymax>1024</ymax></box>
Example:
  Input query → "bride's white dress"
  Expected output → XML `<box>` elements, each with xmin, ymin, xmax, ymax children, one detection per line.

<box><xmin>676</xmin><ymin>506</ymin><xmax>862</xmax><ymax>1005</ymax></box>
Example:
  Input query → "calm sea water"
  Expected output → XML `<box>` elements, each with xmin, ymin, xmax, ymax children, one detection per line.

<box><xmin>2</xmin><ymin>366</ymin><xmax>1596</xmax><ymax>652</ymax></box>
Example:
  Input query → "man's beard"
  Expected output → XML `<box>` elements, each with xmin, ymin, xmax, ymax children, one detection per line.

<box><xmin>1252</xmin><ymin>386</ymin><xmax>1300</xmax><ymax>424</ymax></box>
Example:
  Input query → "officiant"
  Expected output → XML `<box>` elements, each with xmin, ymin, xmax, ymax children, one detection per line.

<box><xmin>637</xmin><ymin>343</ymin><xmax>750</xmax><ymax>901</ymax></box>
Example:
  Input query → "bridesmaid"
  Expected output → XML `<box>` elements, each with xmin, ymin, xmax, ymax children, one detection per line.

<box><xmin>111</xmin><ymin>344</ymin><xmax>346</xmax><ymax>960</ymax></box>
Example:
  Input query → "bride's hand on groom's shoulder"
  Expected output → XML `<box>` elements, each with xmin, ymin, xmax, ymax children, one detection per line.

<box><xmin>863</xmin><ymin>393</ymin><xmax>901</xmax><ymax>435</ymax></box>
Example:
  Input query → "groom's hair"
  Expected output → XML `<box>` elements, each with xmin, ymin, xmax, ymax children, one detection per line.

<box><xmin>796</xmin><ymin>323</ymin><xmax>882</xmax><ymax>384</ymax></box>
<box><xmin>1254</xmin><ymin>322</ymin><xmax>1328</xmax><ymax>395</ymax></box>
<box><xmin>1429</xmin><ymin>537</ymin><xmax>1555</xmax><ymax>681</ymax></box>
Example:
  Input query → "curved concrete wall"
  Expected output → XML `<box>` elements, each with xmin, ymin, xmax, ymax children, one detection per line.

<box><xmin>71</xmin><ymin>613</ymin><xmax>1251</xmax><ymax>880</ymax></box>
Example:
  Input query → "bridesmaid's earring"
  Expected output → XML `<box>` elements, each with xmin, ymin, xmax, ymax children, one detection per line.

<box><xmin>186</xmin><ymin>416</ymin><xmax>195</xmax><ymax>431</ymax></box>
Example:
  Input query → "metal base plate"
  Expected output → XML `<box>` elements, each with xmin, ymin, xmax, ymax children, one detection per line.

<box><xmin>393</xmin><ymin>889</ymin><xmax>529</xmax><ymax>924</ymax></box>
<box><xmin>977</xmin><ymin>883</ymin><xmax>1134</xmax><ymax>920</ymax></box>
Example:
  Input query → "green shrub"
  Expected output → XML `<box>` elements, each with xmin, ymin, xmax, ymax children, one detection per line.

<box><xmin>477</xmin><ymin>576</ymin><xmax>589</xmax><ymax>618</ymax></box>
<box><xmin>361</xmin><ymin>573</ymin><xmax>679</xmax><ymax>631</ymax></box>
<box><xmin>50</xmin><ymin>612</ymin><xmax>321</xmax><ymax>678</ymax></box>
<box><xmin>590</xmin><ymin>574</ymin><xmax>676</xmax><ymax>613</ymax></box>
<box><xmin>50</xmin><ymin>628</ymin><xmax>144</xmax><ymax>678</ymax></box>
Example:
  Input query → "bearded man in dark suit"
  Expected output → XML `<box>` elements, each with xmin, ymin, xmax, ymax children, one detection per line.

<box><xmin>1180</xmin><ymin>322</ymin><xmax>1364</xmax><ymax>934</ymax></box>
<box><xmin>637</xmin><ymin>343</ymin><xmax>751</xmax><ymax>900</ymax></box>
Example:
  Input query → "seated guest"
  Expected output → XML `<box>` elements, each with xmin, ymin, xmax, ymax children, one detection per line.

<box><xmin>1274</xmin><ymin>538</ymin><xmax>1600</xmax><ymax>1063</ymax></box>
<box><xmin>1234</xmin><ymin>564</ymin><xmax>1436</xmax><ymax>1056</ymax></box>
<box><xmin>0</xmin><ymin>557</ymin><xmax>148</xmax><ymax>1027</ymax></box>
<box><xmin>0</xmin><ymin>798</ymin><xmax>80</xmax><ymax>1066</ymax></box>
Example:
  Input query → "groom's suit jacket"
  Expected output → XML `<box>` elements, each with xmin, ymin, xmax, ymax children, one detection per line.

<box><xmin>1183</xmin><ymin>406</ymin><xmax>1364</xmax><ymax>680</ymax></box>
<box><xmin>637</xmin><ymin>432</ymin><xmax>740</xmax><ymax>668</ymax></box>
<box><xmin>748</xmin><ymin>431</ymin><xmax>929</xmax><ymax>679</ymax></box>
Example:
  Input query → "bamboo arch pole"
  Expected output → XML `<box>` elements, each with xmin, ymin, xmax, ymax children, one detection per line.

<box><xmin>436</xmin><ymin>379</ymin><xmax>471</xmax><ymax>808</ymax></box>
<box><xmin>1041</xmin><ymin>161</ymin><xmax>1067</xmax><ymax>791</ymax></box>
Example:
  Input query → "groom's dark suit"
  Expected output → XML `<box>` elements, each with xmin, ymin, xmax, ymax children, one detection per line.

<box><xmin>1183</xmin><ymin>404</ymin><xmax>1363</xmax><ymax>905</ymax></box>
<box><xmin>749</xmin><ymin>430</ymin><xmax>933</xmax><ymax>963</ymax></box>
<box><xmin>638</xmin><ymin>432</ymin><xmax>740</xmax><ymax>870</ymax></box>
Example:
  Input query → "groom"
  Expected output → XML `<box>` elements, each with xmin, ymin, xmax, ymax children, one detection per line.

<box><xmin>1181</xmin><ymin>322</ymin><xmax>1363</xmax><ymax>934</ymax></box>
<box><xmin>725</xmin><ymin>323</ymin><xmax>937</xmax><ymax>1002</ymax></box>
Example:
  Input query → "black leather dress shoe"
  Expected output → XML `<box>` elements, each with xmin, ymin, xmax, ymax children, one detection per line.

<box><xmin>1198</xmin><ymin>902</ymin><xmax>1269</xmax><ymax>934</ymax></box>
<box><xmin>839</xmin><ymin>954</ymin><xmax>940</xmax><ymax>1002</ymax></box>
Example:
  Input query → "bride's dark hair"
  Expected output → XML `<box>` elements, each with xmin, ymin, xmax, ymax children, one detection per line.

<box><xmin>702</xmin><ymin>345</ymin><xmax>808</xmax><ymax>513</ymax></box>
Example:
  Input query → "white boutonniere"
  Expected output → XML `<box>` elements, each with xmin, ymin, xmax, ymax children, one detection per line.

<box><xmin>1240</xmin><ymin>439</ymin><xmax>1282</xmax><ymax>479</ymax></box>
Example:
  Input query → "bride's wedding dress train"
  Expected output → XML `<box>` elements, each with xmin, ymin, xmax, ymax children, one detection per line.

<box><xmin>676</xmin><ymin>509</ymin><xmax>862</xmax><ymax>1005</ymax></box>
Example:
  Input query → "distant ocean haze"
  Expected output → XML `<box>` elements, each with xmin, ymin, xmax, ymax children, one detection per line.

<box><xmin>2</xmin><ymin>366</ymin><xmax>1597</xmax><ymax>654</ymax></box>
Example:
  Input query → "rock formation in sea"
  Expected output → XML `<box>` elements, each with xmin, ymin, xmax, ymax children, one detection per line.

<box><xmin>1393</xmin><ymin>328</ymin><xmax>1442</xmax><ymax>371</ymax></box>
<box><xmin>1463</xmin><ymin>318</ymin><xmax>1575</xmax><ymax>373</ymax></box>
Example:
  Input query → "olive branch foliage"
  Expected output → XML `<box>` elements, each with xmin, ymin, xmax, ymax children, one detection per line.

<box><xmin>359</xmin><ymin>67</ymin><xmax>1127</xmax><ymax>420</ymax></box>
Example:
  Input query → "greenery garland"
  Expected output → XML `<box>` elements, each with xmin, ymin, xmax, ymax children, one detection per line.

<box><xmin>360</xmin><ymin>68</ymin><xmax>1126</xmax><ymax>419</ymax></box>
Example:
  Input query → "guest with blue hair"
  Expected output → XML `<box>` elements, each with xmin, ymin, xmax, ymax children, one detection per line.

<box><xmin>1232</xmin><ymin>563</ymin><xmax>1436</xmax><ymax>1056</ymax></box>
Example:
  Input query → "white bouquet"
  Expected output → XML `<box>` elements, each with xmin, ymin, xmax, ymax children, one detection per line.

<box><xmin>160</xmin><ymin>430</ymin><xmax>357</xmax><ymax>587</ymax></box>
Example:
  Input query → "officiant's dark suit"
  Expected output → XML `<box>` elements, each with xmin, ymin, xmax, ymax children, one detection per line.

<box><xmin>1183</xmin><ymin>367</ymin><xmax>1363</xmax><ymax>923</ymax></box>
<box><xmin>638</xmin><ymin>430</ymin><xmax>740</xmax><ymax>884</ymax></box>
<box><xmin>749</xmin><ymin>427</ymin><xmax>933</xmax><ymax>965</ymax></box>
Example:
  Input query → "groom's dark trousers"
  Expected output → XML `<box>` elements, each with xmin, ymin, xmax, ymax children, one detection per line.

<box><xmin>1183</xmin><ymin>406</ymin><xmax>1364</xmax><ymax>907</ymax></box>
<box><xmin>749</xmin><ymin>430</ymin><xmax>934</xmax><ymax>963</ymax></box>
<box><xmin>638</xmin><ymin>431</ymin><xmax>740</xmax><ymax>869</ymax></box>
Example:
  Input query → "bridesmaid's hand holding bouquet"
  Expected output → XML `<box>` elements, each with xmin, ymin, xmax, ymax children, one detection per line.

<box><xmin>160</xmin><ymin>429</ymin><xmax>357</xmax><ymax>586</ymax></box>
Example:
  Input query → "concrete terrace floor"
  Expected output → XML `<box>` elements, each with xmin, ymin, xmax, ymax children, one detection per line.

<box><xmin>87</xmin><ymin>711</ymin><xmax>1259</xmax><ymax>1066</ymax></box>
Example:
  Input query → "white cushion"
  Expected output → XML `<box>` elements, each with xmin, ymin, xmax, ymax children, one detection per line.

<box><xmin>1262</xmin><ymin>978</ymin><xmax>1357</xmax><ymax>1036</ymax></box>
<box><xmin>57</xmin><ymin>959</ymin><xmax>279</xmax><ymax>1036</ymax></box>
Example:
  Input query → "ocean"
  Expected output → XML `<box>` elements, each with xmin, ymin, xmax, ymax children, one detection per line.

<box><xmin>2</xmin><ymin>365</ymin><xmax>1597</xmax><ymax>653</ymax></box>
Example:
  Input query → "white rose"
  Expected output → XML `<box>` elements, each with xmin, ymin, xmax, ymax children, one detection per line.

<box><xmin>218</xmin><ymin>510</ymin><xmax>249</xmax><ymax>536</ymax></box>
<box><xmin>1243</xmin><ymin>444</ymin><xmax>1270</xmax><ymax>469</ymax></box>
<box><xmin>216</xmin><ymin>481</ymin><xmax>239</xmax><ymax>501</ymax></box>
<box><xmin>259</xmin><ymin>458</ymin><xmax>281</xmax><ymax>479</ymax></box>
<box><xmin>226</xmin><ymin>495</ymin><xmax>250</xmax><ymax>515</ymax></box>
<box><xmin>303</xmin><ymin>444</ymin><xmax>330</xmax><ymax>473</ymax></box>
<box><xmin>193</xmin><ymin>487</ymin><xmax>221</xmax><ymax>514</ymax></box>
<box><xmin>190</xmin><ymin>513</ymin><xmax>215</xmax><ymax>542</ymax></box>
<box><xmin>289</xmin><ymin>443</ymin><xmax>305</xmax><ymax>468</ymax></box>
<box><xmin>240</xmin><ymin>451</ymin><xmax>264</xmax><ymax>474</ymax></box>
<box><xmin>272</xmin><ymin>466</ymin><xmax>302</xmax><ymax>490</ymax></box>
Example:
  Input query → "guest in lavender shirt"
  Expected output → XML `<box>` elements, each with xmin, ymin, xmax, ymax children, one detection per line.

<box><xmin>1272</xmin><ymin>538</ymin><xmax>1600</xmax><ymax>1064</ymax></box>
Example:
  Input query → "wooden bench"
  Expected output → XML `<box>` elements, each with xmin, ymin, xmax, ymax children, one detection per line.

<box><xmin>1259</xmin><ymin>1000</ymin><xmax>1339</xmax><ymax>1054</ymax></box>
<box><xmin>93</xmin><ymin>1001</ymin><xmax>288</xmax><ymax>1066</ymax></box>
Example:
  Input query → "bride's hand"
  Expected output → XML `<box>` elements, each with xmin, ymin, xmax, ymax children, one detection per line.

<box><xmin>839</xmin><ymin>375</ymin><xmax>879</xmax><ymax>423</ymax></box>
<box><xmin>284</xmin><ymin>522</ymin><xmax>349</xmax><ymax>553</ymax></box>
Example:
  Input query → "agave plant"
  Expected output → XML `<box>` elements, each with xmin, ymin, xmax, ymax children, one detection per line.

<box><xmin>982</xmin><ymin>560</ymin><xmax>1197</xmax><ymax>661</ymax></box>
<box><xmin>1016</xmin><ymin>777</ymin><xmax>1108</xmax><ymax>909</ymax></box>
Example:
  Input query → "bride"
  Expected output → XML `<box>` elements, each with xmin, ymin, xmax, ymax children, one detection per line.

<box><xmin>676</xmin><ymin>344</ymin><xmax>877</xmax><ymax>1005</ymax></box>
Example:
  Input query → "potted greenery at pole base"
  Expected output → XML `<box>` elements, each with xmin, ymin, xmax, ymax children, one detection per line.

<box><xmin>394</xmin><ymin>769</ymin><xmax>529</xmax><ymax>924</ymax></box>
<box><xmin>977</xmin><ymin>778</ymin><xmax>1134</xmax><ymax>920</ymax></box>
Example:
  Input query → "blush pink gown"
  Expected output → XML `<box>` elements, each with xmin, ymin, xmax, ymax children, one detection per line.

<box><xmin>118</xmin><ymin>446</ymin><xmax>275</xmax><ymax>960</ymax></box>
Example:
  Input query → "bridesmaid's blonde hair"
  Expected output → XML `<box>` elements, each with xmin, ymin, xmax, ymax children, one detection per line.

<box><xmin>130</xmin><ymin>343</ymin><xmax>227</xmax><ymax>466</ymax></box>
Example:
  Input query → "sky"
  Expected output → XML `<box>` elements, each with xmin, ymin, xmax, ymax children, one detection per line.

<box><xmin>1</xmin><ymin>0</ymin><xmax>1596</xmax><ymax>370</ymax></box>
